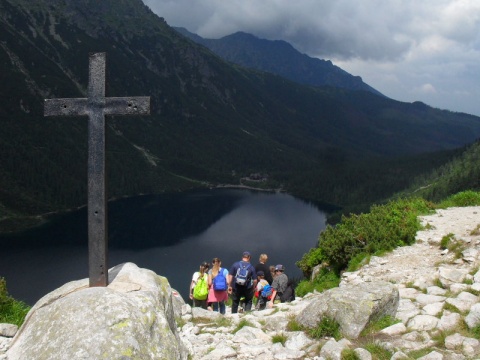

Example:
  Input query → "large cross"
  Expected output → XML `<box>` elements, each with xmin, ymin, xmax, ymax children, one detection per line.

<box><xmin>44</xmin><ymin>52</ymin><xmax>150</xmax><ymax>287</ymax></box>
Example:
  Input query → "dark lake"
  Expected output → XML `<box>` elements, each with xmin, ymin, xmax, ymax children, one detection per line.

<box><xmin>0</xmin><ymin>188</ymin><xmax>327</xmax><ymax>305</ymax></box>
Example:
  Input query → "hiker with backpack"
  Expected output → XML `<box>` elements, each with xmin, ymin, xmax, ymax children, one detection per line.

<box><xmin>227</xmin><ymin>251</ymin><xmax>257</xmax><ymax>313</ymax></box>
<box><xmin>207</xmin><ymin>257</ymin><xmax>229</xmax><ymax>314</ymax></box>
<box><xmin>189</xmin><ymin>261</ymin><xmax>210</xmax><ymax>309</ymax></box>
<box><xmin>254</xmin><ymin>271</ymin><xmax>273</xmax><ymax>310</ymax></box>
<box><xmin>269</xmin><ymin>264</ymin><xmax>292</xmax><ymax>306</ymax></box>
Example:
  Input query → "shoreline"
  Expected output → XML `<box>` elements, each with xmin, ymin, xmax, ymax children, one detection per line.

<box><xmin>0</xmin><ymin>184</ymin><xmax>283</xmax><ymax>235</ymax></box>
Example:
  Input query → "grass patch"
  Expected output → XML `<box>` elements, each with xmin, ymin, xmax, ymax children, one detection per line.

<box><xmin>433</xmin><ymin>278</ymin><xmax>444</xmax><ymax>288</ymax></box>
<box><xmin>272</xmin><ymin>332</ymin><xmax>288</xmax><ymax>345</ymax></box>
<box><xmin>347</xmin><ymin>253</ymin><xmax>371</xmax><ymax>272</ymax></box>
<box><xmin>233</xmin><ymin>318</ymin><xmax>254</xmax><ymax>334</ymax></box>
<box><xmin>214</xmin><ymin>317</ymin><xmax>232</xmax><ymax>328</ymax></box>
<box><xmin>341</xmin><ymin>348</ymin><xmax>360</xmax><ymax>360</ymax></box>
<box><xmin>0</xmin><ymin>277</ymin><xmax>30</xmax><ymax>327</ymax></box>
<box><xmin>286</xmin><ymin>316</ymin><xmax>303</xmax><ymax>332</ymax></box>
<box><xmin>440</xmin><ymin>233</ymin><xmax>454</xmax><ymax>250</ymax></box>
<box><xmin>469</xmin><ymin>324</ymin><xmax>480</xmax><ymax>339</ymax></box>
<box><xmin>295</xmin><ymin>268</ymin><xmax>340</xmax><ymax>297</ymax></box>
<box><xmin>307</xmin><ymin>317</ymin><xmax>342</xmax><ymax>340</ymax></box>
<box><xmin>408</xmin><ymin>348</ymin><xmax>437</xmax><ymax>359</ymax></box>
<box><xmin>364</xmin><ymin>342</ymin><xmax>392</xmax><ymax>360</ymax></box>
<box><xmin>470</xmin><ymin>224</ymin><xmax>480</xmax><ymax>236</ymax></box>
<box><xmin>360</xmin><ymin>316</ymin><xmax>401</xmax><ymax>336</ymax></box>
<box><xmin>443</xmin><ymin>302</ymin><xmax>463</xmax><ymax>314</ymax></box>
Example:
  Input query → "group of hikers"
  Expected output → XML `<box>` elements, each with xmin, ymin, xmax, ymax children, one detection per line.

<box><xmin>189</xmin><ymin>251</ymin><xmax>295</xmax><ymax>314</ymax></box>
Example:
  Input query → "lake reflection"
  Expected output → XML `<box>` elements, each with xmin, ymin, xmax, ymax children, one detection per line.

<box><xmin>0</xmin><ymin>189</ymin><xmax>327</xmax><ymax>305</ymax></box>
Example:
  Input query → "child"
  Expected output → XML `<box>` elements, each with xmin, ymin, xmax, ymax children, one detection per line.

<box><xmin>254</xmin><ymin>271</ymin><xmax>272</xmax><ymax>310</ymax></box>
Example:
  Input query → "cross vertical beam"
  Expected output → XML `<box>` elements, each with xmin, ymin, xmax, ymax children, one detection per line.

<box><xmin>88</xmin><ymin>53</ymin><xmax>108</xmax><ymax>287</ymax></box>
<box><xmin>44</xmin><ymin>52</ymin><xmax>150</xmax><ymax>287</ymax></box>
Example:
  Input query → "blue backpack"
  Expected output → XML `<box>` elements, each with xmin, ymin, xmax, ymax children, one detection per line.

<box><xmin>235</xmin><ymin>262</ymin><xmax>251</xmax><ymax>286</ymax></box>
<box><xmin>213</xmin><ymin>268</ymin><xmax>228</xmax><ymax>291</ymax></box>
<box><xmin>261</xmin><ymin>284</ymin><xmax>273</xmax><ymax>298</ymax></box>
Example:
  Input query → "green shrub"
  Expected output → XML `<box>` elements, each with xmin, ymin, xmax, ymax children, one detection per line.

<box><xmin>296</xmin><ymin>247</ymin><xmax>325</xmax><ymax>278</ymax></box>
<box><xmin>438</xmin><ymin>191</ymin><xmax>480</xmax><ymax>208</ymax></box>
<box><xmin>0</xmin><ymin>277</ymin><xmax>30</xmax><ymax>327</ymax></box>
<box><xmin>295</xmin><ymin>268</ymin><xmax>340</xmax><ymax>297</ymax></box>
<box><xmin>298</xmin><ymin>197</ymin><xmax>432</xmax><ymax>275</ymax></box>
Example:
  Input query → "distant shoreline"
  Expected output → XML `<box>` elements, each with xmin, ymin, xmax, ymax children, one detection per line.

<box><xmin>0</xmin><ymin>184</ymin><xmax>283</xmax><ymax>234</ymax></box>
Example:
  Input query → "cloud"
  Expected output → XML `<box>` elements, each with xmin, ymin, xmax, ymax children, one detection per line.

<box><xmin>143</xmin><ymin>0</ymin><xmax>480</xmax><ymax>116</ymax></box>
<box><xmin>416</xmin><ymin>84</ymin><xmax>437</xmax><ymax>94</ymax></box>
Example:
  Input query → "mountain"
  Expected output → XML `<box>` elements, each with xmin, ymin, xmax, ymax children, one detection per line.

<box><xmin>1</xmin><ymin>0</ymin><xmax>480</xmax><ymax>231</ymax></box>
<box><xmin>174</xmin><ymin>28</ymin><xmax>383</xmax><ymax>96</ymax></box>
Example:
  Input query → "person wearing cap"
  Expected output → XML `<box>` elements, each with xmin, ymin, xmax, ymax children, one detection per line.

<box><xmin>228</xmin><ymin>251</ymin><xmax>257</xmax><ymax>313</ymax></box>
<box><xmin>269</xmin><ymin>264</ymin><xmax>288</xmax><ymax>305</ymax></box>
<box><xmin>255</xmin><ymin>254</ymin><xmax>273</xmax><ymax>285</ymax></box>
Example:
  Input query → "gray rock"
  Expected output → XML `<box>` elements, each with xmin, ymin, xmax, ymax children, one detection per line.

<box><xmin>0</xmin><ymin>324</ymin><xmax>18</xmax><ymax>338</ymax></box>
<box><xmin>438</xmin><ymin>312</ymin><xmax>462</xmax><ymax>332</ymax></box>
<box><xmin>426</xmin><ymin>286</ymin><xmax>447</xmax><ymax>296</ymax></box>
<box><xmin>439</xmin><ymin>267</ymin><xmax>467</xmax><ymax>287</ymax></box>
<box><xmin>465</xmin><ymin>303</ymin><xmax>480</xmax><ymax>329</ymax></box>
<box><xmin>407</xmin><ymin>315</ymin><xmax>439</xmax><ymax>331</ymax></box>
<box><xmin>417</xmin><ymin>350</ymin><xmax>443</xmax><ymax>360</ymax></box>
<box><xmin>473</xmin><ymin>269</ymin><xmax>480</xmax><ymax>283</ymax></box>
<box><xmin>446</xmin><ymin>292</ymin><xmax>478</xmax><ymax>312</ymax></box>
<box><xmin>192</xmin><ymin>307</ymin><xmax>223</xmax><ymax>321</ymax></box>
<box><xmin>422</xmin><ymin>302</ymin><xmax>444</xmax><ymax>316</ymax></box>
<box><xmin>296</xmin><ymin>281</ymin><xmax>399</xmax><ymax>339</ymax></box>
<box><xmin>415</xmin><ymin>294</ymin><xmax>446</xmax><ymax>305</ymax></box>
<box><xmin>391</xmin><ymin>351</ymin><xmax>410</xmax><ymax>360</ymax></box>
<box><xmin>354</xmin><ymin>348</ymin><xmax>372</xmax><ymax>360</ymax></box>
<box><xmin>284</xmin><ymin>331</ymin><xmax>314</xmax><ymax>351</ymax></box>
<box><xmin>171</xmin><ymin>288</ymin><xmax>186</xmax><ymax>318</ymax></box>
<box><xmin>7</xmin><ymin>263</ymin><xmax>187</xmax><ymax>360</ymax></box>
<box><xmin>379</xmin><ymin>322</ymin><xmax>407</xmax><ymax>336</ymax></box>
<box><xmin>319</xmin><ymin>338</ymin><xmax>348</xmax><ymax>360</ymax></box>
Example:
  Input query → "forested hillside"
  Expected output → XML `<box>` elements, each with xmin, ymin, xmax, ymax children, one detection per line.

<box><xmin>1</xmin><ymin>0</ymin><xmax>480</xmax><ymax>232</ymax></box>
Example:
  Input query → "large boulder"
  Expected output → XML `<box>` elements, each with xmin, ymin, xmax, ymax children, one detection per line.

<box><xmin>7</xmin><ymin>262</ymin><xmax>188</xmax><ymax>360</ymax></box>
<box><xmin>296</xmin><ymin>281</ymin><xmax>399</xmax><ymax>339</ymax></box>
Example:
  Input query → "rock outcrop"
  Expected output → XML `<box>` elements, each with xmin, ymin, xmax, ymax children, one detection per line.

<box><xmin>296</xmin><ymin>281</ymin><xmax>399</xmax><ymax>339</ymax></box>
<box><xmin>5</xmin><ymin>263</ymin><xmax>187</xmax><ymax>360</ymax></box>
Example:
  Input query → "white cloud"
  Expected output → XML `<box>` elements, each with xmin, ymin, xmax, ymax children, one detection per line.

<box><xmin>143</xmin><ymin>0</ymin><xmax>480</xmax><ymax>116</ymax></box>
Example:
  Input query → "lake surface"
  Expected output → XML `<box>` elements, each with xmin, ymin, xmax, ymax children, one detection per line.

<box><xmin>0</xmin><ymin>189</ymin><xmax>327</xmax><ymax>305</ymax></box>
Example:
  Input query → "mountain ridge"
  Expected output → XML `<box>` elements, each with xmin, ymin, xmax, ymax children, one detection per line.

<box><xmin>174</xmin><ymin>27</ymin><xmax>384</xmax><ymax>96</ymax></box>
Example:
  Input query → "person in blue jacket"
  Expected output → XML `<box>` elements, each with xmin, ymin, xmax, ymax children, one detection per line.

<box><xmin>228</xmin><ymin>251</ymin><xmax>257</xmax><ymax>313</ymax></box>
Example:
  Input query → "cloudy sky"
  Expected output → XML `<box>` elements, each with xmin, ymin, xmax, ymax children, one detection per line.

<box><xmin>143</xmin><ymin>0</ymin><xmax>480</xmax><ymax>117</ymax></box>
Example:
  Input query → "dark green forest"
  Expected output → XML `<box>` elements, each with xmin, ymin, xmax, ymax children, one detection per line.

<box><xmin>2</xmin><ymin>0</ymin><xmax>480</xmax><ymax>233</ymax></box>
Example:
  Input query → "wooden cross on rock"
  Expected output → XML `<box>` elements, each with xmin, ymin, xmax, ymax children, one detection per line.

<box><xmin>44</xmin><ymin>52</ymin><xmax>150</xmax><ymax>287</ymax></box>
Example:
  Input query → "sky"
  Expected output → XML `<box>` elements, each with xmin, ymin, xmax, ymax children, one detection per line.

<box><xmin>142</xmin><ymin>0</ymin><xmax>480</xmax><ymax>117</ymax></box>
